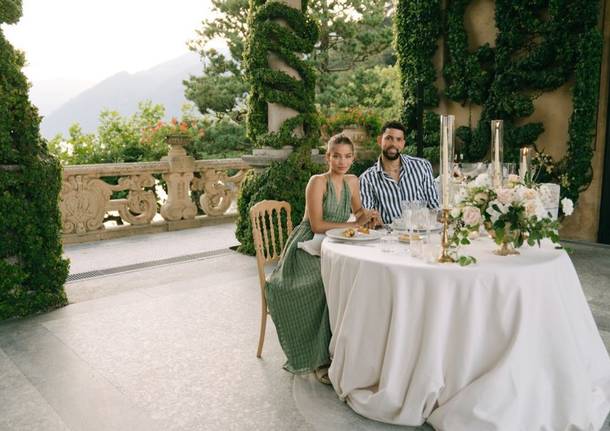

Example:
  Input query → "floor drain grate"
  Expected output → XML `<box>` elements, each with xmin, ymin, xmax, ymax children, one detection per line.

<box><xmin>67</xmin><ymin>248</ymin><xmax>235</xmax><ymax>283</ymax></box>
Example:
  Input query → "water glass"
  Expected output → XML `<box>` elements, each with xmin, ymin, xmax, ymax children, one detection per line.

<box><xmin>410</xmin><ymin>236</ymin><xmax>423</xmax><ymax>258</ymax></box>
<box><xmin>380</xmin><ymin>235</ymin><xmax>398</xmax><ymax>253</ymax></box>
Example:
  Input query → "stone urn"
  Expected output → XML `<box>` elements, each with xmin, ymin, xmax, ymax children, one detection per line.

<box><xmin>341</xmin><ymin>125</ymin><xmax>376</xmax><ymax>160</ymax></box>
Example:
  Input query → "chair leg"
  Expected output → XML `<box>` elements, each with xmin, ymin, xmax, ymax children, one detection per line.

<box><xmin>256</xmin><ymin>294</ymin><xmax>267</xmax><ymax>358</ymax></box>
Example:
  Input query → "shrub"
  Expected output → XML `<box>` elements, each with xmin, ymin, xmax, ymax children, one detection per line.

<box><xmin>235</xmin><ymin>150</ymin><xmax>325</xmax><ymax>255</ymax></box>
<box><xmin>0</xmin><ymin>11</ymin><xmax>69</xmax><ymax>320</ymax></box>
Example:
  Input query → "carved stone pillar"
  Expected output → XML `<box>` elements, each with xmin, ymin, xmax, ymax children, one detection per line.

<box><xmin>160</xmin><ymin>135</ymin><xmax>198</xmax><ymax>221</ymax></box>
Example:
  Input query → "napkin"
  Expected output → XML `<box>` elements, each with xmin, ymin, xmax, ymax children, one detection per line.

<box><xmin>298</xmin><ymin>234</ymin><xmax>326</xmax><ymax>256</ymax></box>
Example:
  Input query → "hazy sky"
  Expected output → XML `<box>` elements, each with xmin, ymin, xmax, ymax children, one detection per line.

<box><xmin>2</xmin><ymin>0</ymin><xmax>214</xmax><ymax>85</ymax></box>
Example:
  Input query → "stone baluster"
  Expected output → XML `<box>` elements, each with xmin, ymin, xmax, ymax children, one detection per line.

<box><xmin>160</xmin><ymin>135</ymin><xmax>198</xmax><ymax>221</ymax></box>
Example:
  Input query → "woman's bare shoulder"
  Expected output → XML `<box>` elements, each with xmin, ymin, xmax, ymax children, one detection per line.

<box><xmin>309</xmin><ymin>173</ymin><xmax>327</xmax><ymax>184</ymax></box>
<box><xmin>345</xmin><ymin>174</ymin><xmax>359</xmax><ymax>185</ymax></box>
<box><xmin>307</xmin><ymin>174</ymin><xmax>327</xmax><ymax>190</ymax></box>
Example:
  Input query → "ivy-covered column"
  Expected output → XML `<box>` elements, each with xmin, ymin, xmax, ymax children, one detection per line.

<box><xmin>237</xmin><ymin>0</ymin><xmax>323</xmax><ymax>255</ymax></box>
<box><xmin>243</xmin><ymin>0</ymin><xmax>319</xmax><ymax>151</ymax></box>
<box><xmin>0</xmin><ymin>1</ymin><xmax>69</xmax><ymax>319</ymax></box>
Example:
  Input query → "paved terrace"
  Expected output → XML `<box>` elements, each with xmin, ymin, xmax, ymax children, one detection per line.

<box><xmin>1</xmin><ymin>222</ymin><xmax>609</xmax><ymax>430</ymax></box>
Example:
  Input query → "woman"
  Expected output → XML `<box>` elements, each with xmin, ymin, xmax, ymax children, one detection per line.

<box><xmin>265</xmin><ymin>134</ymin><xmax>375</xmax><ymax>382</ymax></box>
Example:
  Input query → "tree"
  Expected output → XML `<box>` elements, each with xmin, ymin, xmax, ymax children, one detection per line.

<box><xmin>184</xmin><ymin>0</ymin><xmax>394</xmax><ymax>116</ymax></box>
<box><xmin>0</xmin><ymin>1</ymin><xmax>69</xmax><ymax>319</ymax></box>
<box><xmin>184</xmin><ymin>0</ymin><xmax>249</xmax><ymax>116</ymax></box>
<box><xmin>48</xmin><ymin>101</ymin><xmax>168</xmax><ymax>165</ymax></box>
<box><xmin>317</xmin><ymin>64</ymin><xmax>402</xmax><ymax>120</ymax></box>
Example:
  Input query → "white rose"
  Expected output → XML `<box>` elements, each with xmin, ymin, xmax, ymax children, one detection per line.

<box><xmin>496</xmin><ymin>188</ymin><xmax>514</xmax><ymax>206</ymax></box>
<box><xmin>486</xmin><ymin>206</ymin><xmax>501</xmax><ymax>224</ymax></box>
<box><xmin>450</xmin><ymin>207</ymin><xmax>462</xmax><ymax>218</ymax></box>
<box><xmin>462</xmin><ymin>206</ymin><xmax>482</xmax><ymax>226</ymax></box>
<box><xmin>474</xmin><ymin>173</ymin><xmax>491</xmax><ymax>187</ymax></box>
<box><xmin>561</xmin><ymin>197</ymin><xmax>574</xmax><ymax>216</ymax></box>
<box><xmin>453</xmin><ymin>186</ymin><xmax>468</xmax><ymax>205</ymax></box>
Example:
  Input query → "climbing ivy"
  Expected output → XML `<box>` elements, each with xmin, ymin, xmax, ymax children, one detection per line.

<box><xmin>0</xmin><ymin>2</ymin><xmax>69</xmax><ymax>320</ymax></box>
<box><xmin>442</xmin><ymin>0</ymin><xmax>602</xmax><ymax>203</ymax></box>
<box><xmin>394</xmin><ymin>0</ymin><xmax>441</xmax><ymax>153</ymax></box>
<box><xmin>243</xmin><ymin>0</ymin><xmax>320</xmax><ymax>149</ymax></box>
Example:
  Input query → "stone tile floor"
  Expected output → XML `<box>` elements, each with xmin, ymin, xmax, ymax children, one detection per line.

<box><xmin>0</xmin><ymin>225</ymin><xmax>609</xmax><ymax>430</ymax></box>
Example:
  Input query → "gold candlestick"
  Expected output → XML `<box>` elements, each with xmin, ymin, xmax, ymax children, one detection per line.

<box><xmin>437</xmin><ymin>208</ymin><xmax>455</xmax><ymax>263</ymax></box>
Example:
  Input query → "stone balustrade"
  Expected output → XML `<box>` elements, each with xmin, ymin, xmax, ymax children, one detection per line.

<box><xmin>60</xmin><ymin>137</ymin><xmax>251</xmax><ymax>244</ymax></box>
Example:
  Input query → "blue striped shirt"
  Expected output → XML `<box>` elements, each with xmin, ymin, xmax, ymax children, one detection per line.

<box><xmin>359</xmin><ymin>155</ymin><xmax>440</xmax><ymax>224</ymax></box>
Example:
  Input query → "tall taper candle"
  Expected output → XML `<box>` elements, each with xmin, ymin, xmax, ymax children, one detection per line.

<box><xmin>491</xmin><ymin>120</ymin><xmax>503</xmax><ymax>188</ymax></box>
<box><xmin>519</xmin><ymin>147</ymin><xmax>529</xmax><ymax>179</ymax></box>
<box><xmin>440</xmin><ymin>115</ymin><xmax>454</xmax><ymax>209</ymax></box>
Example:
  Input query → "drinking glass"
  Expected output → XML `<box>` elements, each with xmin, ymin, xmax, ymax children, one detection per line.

<box><xmin>410</xmin><ymin>235</ymin><xmax>423</xmax><ymax>258</ymax></box>
<box><xmin>424</xmin><ymin>208</ymin><xmax>439</xmax><ymax>243</ymax></box>
<box><xmin>380</xmin><ymin>235</ymin><xmax>398</xmax><ymax>253</ymax></box>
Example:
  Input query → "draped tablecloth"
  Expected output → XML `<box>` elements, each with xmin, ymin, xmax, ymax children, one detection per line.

<box><xmin>320</xmin><ymin>238</ymin><xmax>610</xmax><ymax>430</ymax></box>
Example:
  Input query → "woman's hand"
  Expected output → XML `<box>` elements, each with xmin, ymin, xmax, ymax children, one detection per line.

<box><xmin>355</xmin><ymin>208</ymin><xmax>381</xmax><ymax>228</ymax></box>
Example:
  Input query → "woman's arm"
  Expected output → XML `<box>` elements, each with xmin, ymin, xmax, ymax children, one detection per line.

<box><xmin>306</xmin><ymin>175</ymin><xmax>359</xmax><ymax>234</ymax></box>
<box><xmin>347</xmin><ymin>175</ymin><xmax>379</xmax><ymax>227</ymax></box>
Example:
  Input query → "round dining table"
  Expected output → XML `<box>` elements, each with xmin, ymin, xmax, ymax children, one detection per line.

<box><xmin>320</xmin><ymin>236</ymin><xmax>610</xmax><ymax>430</ymax></box>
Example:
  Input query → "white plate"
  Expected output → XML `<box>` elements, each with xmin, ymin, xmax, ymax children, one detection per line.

<box><xmin>413</xmin><ymin>223</ymin><xmax>443</xmax><ymax>233</ymax></box>
<box><xmin>326</xmin><ymin>228</ymin><xmax>383</xmax><ymax>242</ymax></box>
<box><xmin>390</xmin><ymin>222</ymin><xmax>443</xmax><ymax>233</ymax></box>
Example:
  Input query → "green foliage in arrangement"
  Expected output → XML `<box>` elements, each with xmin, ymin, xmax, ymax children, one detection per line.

<box><xmin>243</xmin><ymin>0</ymin><xmax>320</xmax><ymax>149</ymax></box>
<box><xmin>0</xmin><ymin>4</ymin><xmax>69</xmax><ymax>320</ymax></box>
<box><xmin>442</xmin><ymin>0</ymin><xmax>602</xmax><ymax>204</ymax></box>
<box><xmin>235</xmin><ymin>150</ymin><xmax>325</xmax><ymax>255</ymax></box>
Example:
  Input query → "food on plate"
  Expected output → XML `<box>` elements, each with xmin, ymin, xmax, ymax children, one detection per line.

<box><xmin>357</xmin><ymin>226</ymin><xmax>370</xmax><ymax>234</ymax></box>
<box><xmin>342</xmin><ymin>228</ymin><xmax>356</xmax><ymax>238</ymax></box>
<box><xmin>398</xmin><ymin>233</ymin><xmax>421</xmax><ymax>243</ymax></box>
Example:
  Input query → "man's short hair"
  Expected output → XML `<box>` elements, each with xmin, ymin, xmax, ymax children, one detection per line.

<box><xmin>380</xmin><ymin>121</ymin><xmax>407</xmax><ymax>136</ymax></box>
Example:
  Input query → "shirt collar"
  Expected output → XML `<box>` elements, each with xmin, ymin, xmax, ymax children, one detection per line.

<box><xmin>375</xmin><ymin>154</ymin><xmax>411</xmax><ymax>174</ymax></box>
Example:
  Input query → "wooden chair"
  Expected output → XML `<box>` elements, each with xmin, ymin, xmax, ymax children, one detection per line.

<box><xmin>250</xmin><ymin>200</ymin><xmax>293</xmax><ymax>358</ymax></box>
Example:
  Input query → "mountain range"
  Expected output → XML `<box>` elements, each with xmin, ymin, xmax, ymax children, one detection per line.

<box><xmin>38</xmin><ymin>52</ymin><xmax>202</xmax><ymax>139</ymax></box>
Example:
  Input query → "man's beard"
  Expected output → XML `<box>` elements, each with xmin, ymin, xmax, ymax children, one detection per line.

<box><xmin>382</xmin><ymin>147</ymin><xmax>400</xmax><ymax>161</ymax></box>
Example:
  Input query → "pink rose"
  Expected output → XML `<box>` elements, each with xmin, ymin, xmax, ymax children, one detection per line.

<box><xmin>462</xmin><ymin>206</ymin><xmax>482</xmax><ymax>226</ymax></box>
<box><xmin>496</xmin><ymin>188</ymin><xmax>514</xmax><ymax>205</ymax></box>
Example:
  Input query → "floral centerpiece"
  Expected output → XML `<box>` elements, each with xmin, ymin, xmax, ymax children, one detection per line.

<box><xmin>449</xmin><ymin>173</ymin><xmax>574</xmax><ymax>258</ymax></box>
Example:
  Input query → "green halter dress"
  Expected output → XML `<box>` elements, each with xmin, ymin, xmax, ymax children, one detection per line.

<box><xmin>265</xmin><ymin>175</ymin><xmax>352</xmax><ymax>374</ymax></box>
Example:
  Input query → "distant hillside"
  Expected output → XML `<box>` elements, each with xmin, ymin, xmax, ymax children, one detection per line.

<box><xmin>40</xmin><ymin>52</ymin><xmax>202</xmax><ymax>138</ymax></box>
<box><xmin>30</xmin><ymin>79</ymin><xmax>95</xmax><ymax>116</ymax></box>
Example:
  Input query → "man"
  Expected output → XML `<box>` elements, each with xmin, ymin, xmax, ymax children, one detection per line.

<box><xmin>360</xmin><ymin>120</ymin><xmax>440</xmax><ymax>225</ymax></box>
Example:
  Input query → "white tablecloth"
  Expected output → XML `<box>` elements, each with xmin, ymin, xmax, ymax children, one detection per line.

<box><xmin>321</xmin><ymin>237</ymin><xmax>610</xmax><ymax>430</ymax></box>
